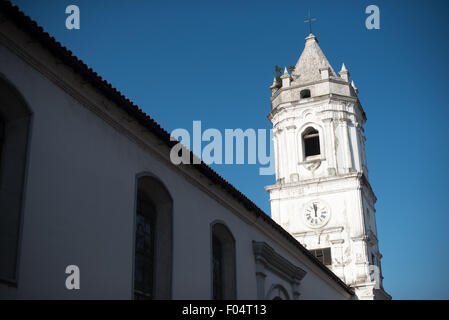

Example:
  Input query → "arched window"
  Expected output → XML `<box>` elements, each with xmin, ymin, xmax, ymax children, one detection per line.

<box><xmin>211</xmin><ymin>222</ymin><xmax>236</xmax><ymax>300</ymax></box>
<box><xmin>0</xmin><ymin>76</ymin><xmax>31</xmax><ymax>283</ymax></box>
<box><xmin>300</xmin><ymin>89</ymin><xmax>311</xmax><ymax>99</ymax></box>
<box><xmin>303</xmin><ymin>127</ymin><xmax>320</xmax><ymax>158</ymax></box>
<box><xmin>134</xmin><ymin>192</ymin><xmax>156</xmax><ymax>300</ymax></box>
<box><xmin>134</xmin><ymin>175</ymin><xmax>173</xmax><ymax>300</ymax></box>
<box><xmin>212</xmin><ymin>234</ymin><xmax>223</xmax><ymax>299</ymax></box>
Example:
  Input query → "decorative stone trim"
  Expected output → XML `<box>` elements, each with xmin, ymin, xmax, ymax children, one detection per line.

<box><xmin>290</xmin><ymin>173</ymin><xmax>299</xmax><ymax>183</ymax></box>
<box><xmin>330</xmin><ymin>239</ymin><xmax>345</xmax><ymax>245</ymax></box>
<box><xmin>293</xmin><ymin>226</ymin><xmax>344</xmax><ymax>238</ymax></box>
<box><xmin>302</xmin><ymin>159</ymin><xmax>322</xmax><ymax>172</ymax></box>
<box><xmin>252</xmin><ymin>241</ymin><xmax>306</xmax><ymax>300</ymax></box>
<box><xmin>351</xmin><ymin>235</ymin><xmax>368</xmax><ymax>242</ymax></box>
<box><xmin>298</xmin><ymin>156</ymin><xmax>326</xmax><ymax>165</ymax></box>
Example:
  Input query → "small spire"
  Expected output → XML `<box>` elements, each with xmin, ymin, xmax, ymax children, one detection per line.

<box><xmin>339</xmin><ymin>62</ymin><xmax>350</xmax><ymax>82</ymax></box>
<box><xmin>280</xmin><ymin>67</ymin><xmax>291</xmax><ymax>87</ymax></box>
<box><xmin>351</xmin><ymin>80</ymin><xmax>358</xmax><ymax>94</ymax></box>
<box><xmin>270</xmin><ymin>77</ymin><xmax>280</xmax><ymax>95</ymax></box>
<box><xmin>281</xmin><ymin>67</ymin><xmax>290</xmax><ymax>79</ymax></box>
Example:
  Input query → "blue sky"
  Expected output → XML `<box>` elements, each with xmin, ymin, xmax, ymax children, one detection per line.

<box><xmin>11</xmin><ymin>0</ymin><xmax>449</xmax><ymax>299</ymax></box>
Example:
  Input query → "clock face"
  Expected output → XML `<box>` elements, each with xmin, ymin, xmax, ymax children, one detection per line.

<box><xmin>303</xmin><ymin>201</ymin><xmax>330</xmax><ymax>228</ymax></box>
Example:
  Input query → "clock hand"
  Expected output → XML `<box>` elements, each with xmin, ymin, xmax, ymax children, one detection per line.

<box><xmin>313</xmin><ymin>203</ymin><xmax>317</xmax><ymax>217</ymax></box>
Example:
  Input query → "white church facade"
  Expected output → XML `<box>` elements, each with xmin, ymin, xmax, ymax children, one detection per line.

<box><xmin>0</xmin><ymin>1</ymin><xmax>388</xmax><ymax>300</ymax></box>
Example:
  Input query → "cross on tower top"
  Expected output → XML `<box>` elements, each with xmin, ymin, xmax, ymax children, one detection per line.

<box><xmin>304</xmin><ymin>9</ymin><xmax>316</xmax><ymax>35</ymax></box>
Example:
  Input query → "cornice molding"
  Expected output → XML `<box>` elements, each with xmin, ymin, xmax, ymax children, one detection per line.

<box><xmin>253</xmin><ymin>241</ymin><xmax>307</xmax><ymax>281</ymax></box>
<box><xmin>292</xmin><ymin>226</ymin><xmax>344</xmax><ymax>238</ymax></box>
<box><xmin>252</xmin><ymin>241</ymin><xmax>307</xmax><ymax>300</ymax></box>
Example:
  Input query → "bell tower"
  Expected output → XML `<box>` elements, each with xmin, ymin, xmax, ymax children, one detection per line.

<box><xmin>265</xmin><ymin>34</ymin><xmax>390</xmax><ymax>300</ymax></box>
